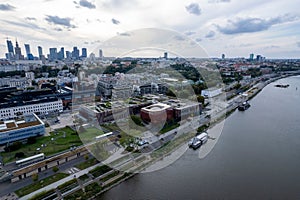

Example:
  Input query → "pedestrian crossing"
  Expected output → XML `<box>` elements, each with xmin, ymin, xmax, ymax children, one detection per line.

<box><xmin>67</xmin><ymin>167</ymin><xmax>80</xmax><ymax>174</ymax></box>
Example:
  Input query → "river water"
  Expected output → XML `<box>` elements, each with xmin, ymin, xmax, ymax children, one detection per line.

<box><xmin>100</xmin><ymin>76</ymin><xmax>300</xmax><ymax>200</ymax></box>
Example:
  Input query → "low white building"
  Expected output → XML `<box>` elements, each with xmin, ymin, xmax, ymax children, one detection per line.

<box><xmin>201</xmin><ymin>88</ymin><xmax>222</xmax><ymax>98</ymax></box>
<box><xmin>0</xmin><ymin>98</ymin><xmax>63</xmax><ymax>119</ymax></box>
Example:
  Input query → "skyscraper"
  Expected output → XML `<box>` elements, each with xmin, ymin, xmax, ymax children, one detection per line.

<box><xmin>164</xmin><ymin>52</ymin><xmax>168</xmax><ymax>59</ymax></box>
<box><xmin>38</xmin><ymin>46</ymin><xmax>43</xmax><ymax>59</ymax></box>
<box><xmin>6</xmin><ymin>40</ymin><xmax>14</xmax><ymax>60</ymax></box>
<box><xmin>49</xmin><ymin>48</ymin><xmax>58</xmax><ymax>61</ymax></box>
<box><xmin>14</xmin><ymin>40</ymin><xmax>23</xmax><ymax>60</ymax></box>
<box><xmin>99</xmin><ymin>49</ymin><xmax>103</xmax><ymax>58</ymax></box>
<box><xmin>249</xmin><ymin>53</ymin><xmax>254</xmax><ymax>61</ymax></box>
<box><xmin>72</xmin><ymin>47</ymin><xmax>79</xmax><ymax>60</ymax></box>
<box><xmin>81</xmin><ymin>48</ymin><xmax>87</xmax><ymax>58</ymax></box>
<box><xmin>24</xmin><ymin>44</ymin><xmax>34</xmax><ymax>60</ymax></box>
<box><xmin>222</xmin><ymin>54</ymin><xmax>225</xmax><ymax>59</ymax></box>
<box><xmin>58</xmin><ymin>47</ymin><xmax>65</xmax><ymax>60</ymax></box>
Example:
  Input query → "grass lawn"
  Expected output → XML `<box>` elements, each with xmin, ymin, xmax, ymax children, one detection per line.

<box><xmin>159</xmin><ymin>123</ymin><xmax>180</xmax><ymax>134</ymax></box>
<box><xmin>15</xmin><ymin>173</ymin><xmax>69</xmax><ymax>197</ymax></box>
<box><xmin>0</xmin><ymin>127</ymin><xmax>83</xmax><ymax>164</ymax></box>
<box><xmin>75</xmin><ymin>157</ymin><xmax>99</xmax><ymax>170</ymax></box>
<box><xmin>64</xmin><ymin>182</ymin><xmax>102</xmax><ymax>200</ymax></box>
<box><xmin>78</xmin><ymin>127</ymin><xmax>105</xmax><ymax>143</ymax></box>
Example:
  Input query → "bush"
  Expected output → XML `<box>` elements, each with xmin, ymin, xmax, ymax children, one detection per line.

<box><xmin>4</xmin><ymin>141</ymin><xmax>22</xmax><ymax>152</ymax></box>
<box><xmin>15</xmin><ymin>152</ymin><xmax>25</xmax><ymax>158</ymax></box>
<box><xmin>32</xmin><ymin>173</ymin><xmax>39</xmax><ymax>182</ymax></box>
<box><xmin>52</xmin><ymin>166</ymin><xmax>59</xmax><ymax>173</ymax></box>
<box><xmin>27</xmin><ymin>137</ymin><xmax>37</xmax><ymax>144</ymax></box>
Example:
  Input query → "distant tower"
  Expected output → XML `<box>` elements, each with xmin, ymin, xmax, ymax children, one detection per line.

<box><xmin>81</xmin><ymin>48</ymin><xmax>87</xmax><ymax>58</ymax></box>
<box><xmin>164</xmin><ymin>52</ymin><xmax>168</xmax><ymax>59</ymax></box>
<box><xmin>72</xmin><ymin>47</ymin><xmax>80</xmax><ymax>59</ymax></box>
<box><xmin>14</xmin><ymin>40</ymin><xmax>23</xmax><ymax>60</ymax></box>
<box><xmin>222</xmin><ymin>54</ymin><xmax>225</xmax><ymax>59</ymax></box>
<box><xmin>99</xmin><ymin>49</ymin><xmax>103</xmax><ymax>58</ymax></box>
<box><xmin>6</xmin><ymin>40</ymin><xmax>14</xmax><ymax>60</ymax></box>
<box><xmin>49</xmin><ymin>48</ymin><xmax>58</xmax><ymax>61</ymax></box>
<box><xmin>38</xmin><ymin>46</ymin><xmax>43</xmax><ymax>59</ymax></box>
<box><xmin>24</xmin><ymin>44</ymin><xmax>33</xmax><ymax>60</ymax></box>
<box><xmin>249</xmin><ymin>53</ymin><xmax>254</xmax><ymax>61</ymax></box>
<box><xmin>58</xmin><ymin>47</ymin><xmax>65</xmax><ymax>60</ymax></box>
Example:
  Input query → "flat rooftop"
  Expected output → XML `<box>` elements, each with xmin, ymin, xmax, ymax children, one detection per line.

<box><xmin>142</xmin><ymin>103</ymin><xmax>171</xmax><ymax>112</ymax></box>
<box><xmin>0</xmin><ymin>114</ymin><xmax>43</xmax><ymax>133</ymax></box>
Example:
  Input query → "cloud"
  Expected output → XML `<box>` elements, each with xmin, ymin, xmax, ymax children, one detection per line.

<box><xmin>205</xmin><ymin>30</ymin><xmax>216</xmax><ymax>38</ymax></box>
<box><xmin>297</xmin><ymin>42</ymin><xmax>300</xmax><ymax>48</ymax></box>
<box><xmin>185</xmin><ymin>3</ymin><xmax>201</xmax><ymax>16</ymax></box>
<box><xmin>54</xmin><ymin>27</ymin><xmax>63</xmax><ymax>31</ymax></box>
<box><xmin>217</xmin><ymin>14</ymin><xmax>298</xmax><ymax>35</ymax></box>
<box><xmin>77</xmin><ymin>0</ymin><xmax>96</xmax><ymax>9</ymax></box>
<box><xmin>185</xmin><ymin>31</ymin><xmax>196</xmax><ymax>36</ymax></box>
<box><xmin>2</xmin><ymin>19</ymin><xmax>45</xmax><ymax>30</ymax></box>
<box><xmin>25</xmin><ymin>17</ymin><xmax>36</xmax><ymax>21</ymax></box>
<box><xmin>264</xmin><ymin>45</ymin><xmax>280</xmax><ymax>49</ymax></box>
<box><xmin>208</xmin><ymin>0</ymin><xmax>230</xmax><ymax>3</ymax></box>
<box><xmin>117</xmin><ymin>32</ymin><xmax>130</xmax><ymax>36</ymax></box>
<box><xmin>0</xmin><ymin>3</ymin><xmax>15</xmax><ymax>11</ymax></box>
<box><xmin>111</xmin><ymin>18</ymin><xmax>120</xmax><ymax>25</ymax></box>
<box><xmin>195</xmin><ymin>38</ymin><xmax>202</xmax><ymax>42</ymax></box>
<box><xmin>45</xmin><ymin>15</ymin><xmax>76</xmax><ymax>28</ymax></box>
<box><xmin>173</xmin><ymin>35</ymin><xmax>185</xmax><ymax>41</ymax></box>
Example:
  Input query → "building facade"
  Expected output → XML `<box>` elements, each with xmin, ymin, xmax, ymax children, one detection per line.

<box><xmin>0</xmin><ymin>114</ymin><xmax>45</xmax><ymax>145</ymax></box>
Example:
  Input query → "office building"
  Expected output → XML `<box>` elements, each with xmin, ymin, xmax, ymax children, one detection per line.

<box><xmin>72</xmin><ymin>47</ymin><xmax>80</xmax><ymax>60</ymax></box>
<box><xmin>222</xmin><ymin>54</ymin><xmax>225</xmax><ymax>59</ymax></box>
<box><xmin>38</xmin><ymin>46</ymin><xmax>43</xmax><ymax>59</ymax></box>
<box><xmin>250</xmin><ymin>53</ymin><xmax>254</xmax><ymax>61</ymax></box>
<box><xmin>6</xmin><ymin>40</ymin><xmax>14</xmax><ymax>60</ymax></box>
<box><xmin>49</xmin><ymin>48</ymin><xmax>58</xmax><ymax>61</ymax></box>
<box><xmin>58</xmin><ymin>47</ymin><xmax>65</xmax><ymax>60</ymax></box>
<box><xmin>14</xmin><ymin>41</ymin><xmax>24</xmax><ymax>60</ymax></box>
<box><xmin>164</xmin><ymin>52</ymin><xmax>168</xmax><ymax>59</ymax></box>
<box><xmin>99</xmin><ymin>49</ymin><xmax>103</xmax><ymax>58</ymax></box>
<box><xmin>81</xmin><ymin>48</ymin><xmax>87</xmax><ymax>58</ymax></box>
<box><xmin>0</xmin><ymin>114</ymin><xmax>45</xmax><ymax>145</ymax></box>
<box><xmin>0</xmin><ymin>97</ymin><xmax>63</xmax><ymax>119</ymax></box>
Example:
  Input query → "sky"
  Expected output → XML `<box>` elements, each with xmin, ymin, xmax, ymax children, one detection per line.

<box><xmin>0</xmin><ymin>0</ymin><xmax>300</xmax><ymax>59</ymax></box>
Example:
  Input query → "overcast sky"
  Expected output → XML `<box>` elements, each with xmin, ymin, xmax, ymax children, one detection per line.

<box><xmin>0</xmin><ymin>0</ymin><xmax>300</xmax><ymax>58</ymax></box>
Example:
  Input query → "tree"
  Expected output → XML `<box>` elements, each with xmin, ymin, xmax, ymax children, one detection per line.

<box><xmin>15</xmin><ymin>152</ymin><xmax>25</xmax><ymax>158</ymax></box>
<box><xmin>32</xmin><ymin>173</ymin><xmax>38</xmax><ymax>182</ymax></box>
<box><xmin>197</xmin><ymin>95</ymin><xmax>205</xmax><ymax>105</ymax></box>
<box><xmin>130</xmin><ymin>115</ymin><xmax>143</xmax><ymax>126</ymax></box>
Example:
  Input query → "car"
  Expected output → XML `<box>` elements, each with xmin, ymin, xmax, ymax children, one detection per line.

<box><xmin>138</xmin><ymin>140</ymin><xmax>149</xmax><ymax>146</ymax></box>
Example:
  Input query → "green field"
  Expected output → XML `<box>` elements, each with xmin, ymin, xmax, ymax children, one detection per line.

<box><xmin>78</xmin><ymin>127</ymin><xmax>105</xmax><ymax>143</ymax></box>
<box><xmin>15</xmin><ymin>173</ymin><xmax>68</xmax><ymax>197</ymax></box>
<box><xmin>0</xmin><ymin>127</ymin><xmax>83</xmax><ymax>164</ymax></box>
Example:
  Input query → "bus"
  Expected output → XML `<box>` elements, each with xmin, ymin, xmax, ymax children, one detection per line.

<box><xmin>16</xmin><ymin>153</ymin><xmax>45</xmax><ymax>167</ymax></box>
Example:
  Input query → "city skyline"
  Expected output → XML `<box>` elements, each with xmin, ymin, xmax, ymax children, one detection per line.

<box><xmin>0</xmin><ymin>0</ymin><xmax>300</xmax><ymax>58</ymax></box>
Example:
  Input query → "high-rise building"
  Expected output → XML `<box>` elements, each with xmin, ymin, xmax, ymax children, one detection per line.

<box><xmin>49</xmin><ymin>48</ymin><xmax>58</xmax><ymax>61</ymax></box>
<box><xmin>99</xmin><ymin>49</ymin><xmax>103</xmax><ymax>58</ymax></box>
<box><xmin>164</xmin><ymin>52</ymin><xmax>168</xmax><ymax>59</ymax></box>
<box><xmin>38</xmin><ymin>46</ymin><xmax>43</xmax><ymax>59</ymax></box>
<box><xmin>5</xmin><ymin>40</ymin><xmax>15</xmax><ymax>60</ymax></box>
<box><xmin>66</xmin><ymin>51</ymin><xmax>72</xmax><ymax>59</ymax></box>
<box><xmin>14</xmin><ymin>41</ymin><xmax>24</xmax><ymax>60</ymax></box>
<box><xmin>249</xmin><ymin>53</ymin><xmax>254</xmax><ymax>61</ymax></box>
<box><xmin>81</xmin><ymin>48</ymin><xmax>87</xmax><ymax>58</ymax></box>
<box><xmin>72</xmin><ymin>47</ymin><xmax>80</xmax><ymax>60</ymax></box>
<box><xmin>24</xmin><ymin>44</ymin><xmax>30</xmax><ymax>56</ymax></box>
<box><xmin>222</xmin><ymin>54</ymin><xmax>225</xmax><ymax>59</ymax></box>
<box><xmin>58</xmin><ymin>47</ymin><xmax>65</xmax><ymax>60</ymax></box>
<box><xmin>24</xmin><ymin>44</ymin><xmax>34</xmax><ymax>60</ymax></box>
<box><xmin>6</xmin><ymin>40</ymin><xmax>14</xmax><ymax>55</ymax></box>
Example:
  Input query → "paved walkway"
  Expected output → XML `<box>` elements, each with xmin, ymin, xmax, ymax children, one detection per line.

<box><xmin>19</xmin><ymin>163</ymin><xmax>102</xmax><ymax>200</ymax></box>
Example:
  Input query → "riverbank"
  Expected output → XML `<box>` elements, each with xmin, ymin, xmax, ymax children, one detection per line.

<box><xmin>96</xmin><ymin>74</ymin><xmax>299</xmax><ymax>198</ymax></box>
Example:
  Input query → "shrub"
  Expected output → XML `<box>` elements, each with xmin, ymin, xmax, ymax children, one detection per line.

<box><xmin>52</xmin><ymin>166</ymin><xmax>59</xmax><ymax>173</ymax></box>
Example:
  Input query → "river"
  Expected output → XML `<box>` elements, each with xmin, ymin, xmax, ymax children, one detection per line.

<box><xmin>100</xmin><ymin>76</ymin><xmax>300</xmax><ymax>200</ymax></box>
